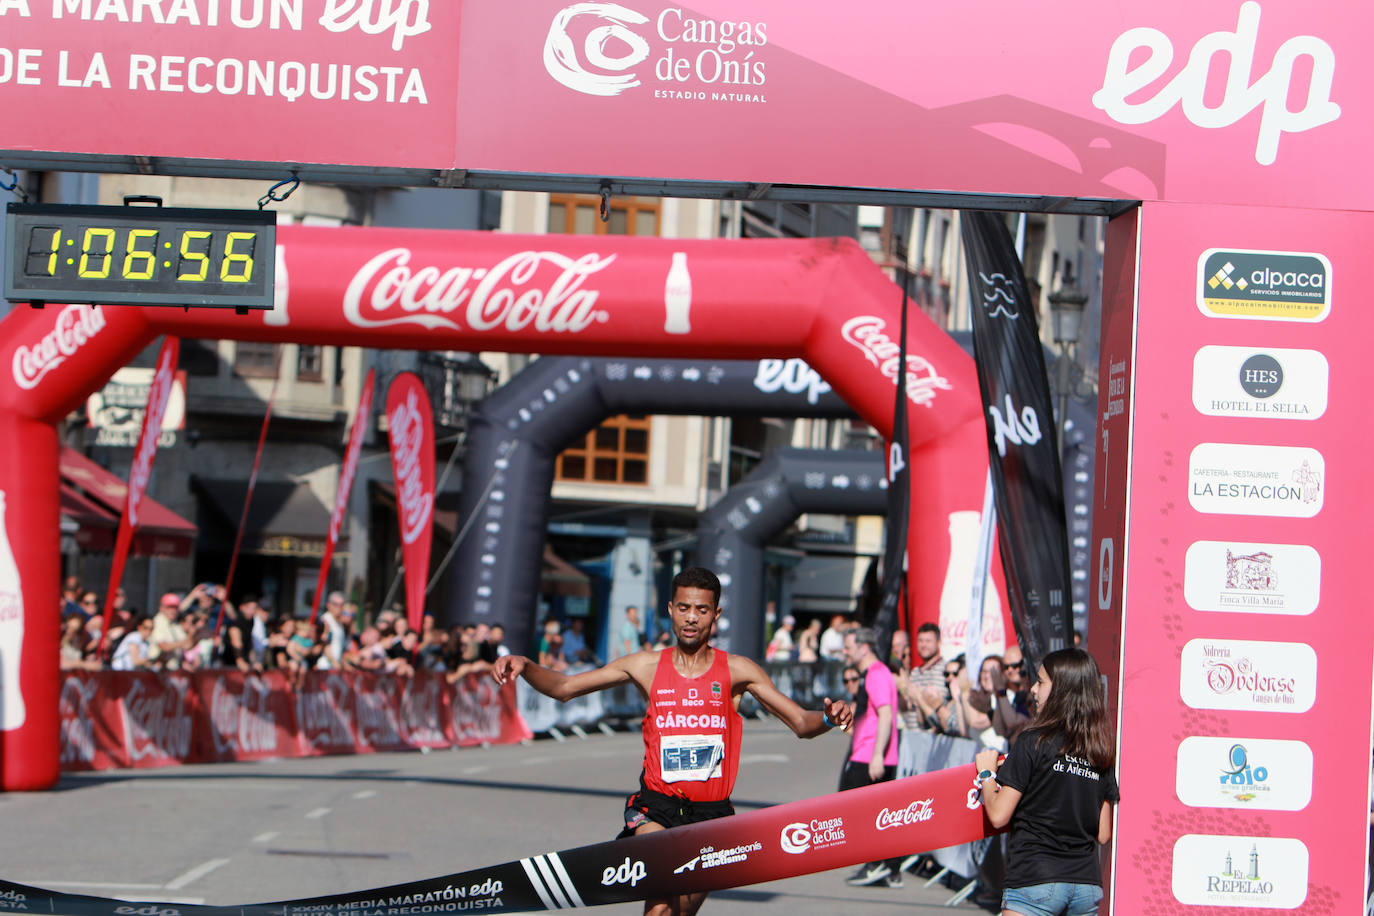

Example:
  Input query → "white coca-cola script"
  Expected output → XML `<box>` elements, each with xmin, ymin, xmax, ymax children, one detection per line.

<box><xmin>841</xmin><ymin>317</ymin><xmax>952</xmax><ymax>408</ymax></box>
<box><xmin>388</xmin><ymin>388</ymin><xmax>433</xmax><ymax>545</ymax></box>
<box><xmin>124</xmin><ymin>678</ymin><xmax>193</xmax><ymax>762</ymax></box>
<box><xmin>11</xmin><ymin>305</ymin><xmax>106</xmax><ymax>390</ymax></box>
<box><xmin>875</xmin><ymin>799</ymin><xmax>937</xmax><ymax>831</ymax></box>
<box><xmin>209</xmin><ymin>676</ymin><xmax>278</xmax><ymax>757</ymax></box>
<box><xmin>342</xmin><ymin>249</ymin><xmax>615</xmax><ymax>333</ymax></box>
<box><xmin>127</xmin><ymin>346</ymin><xmax>177</xmax><ymax>529</ymax></box>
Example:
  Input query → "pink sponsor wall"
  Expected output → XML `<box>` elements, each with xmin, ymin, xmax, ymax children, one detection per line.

<box><xmin>1099</xmin><ymin>201</ymin><xmax>1372</xmax><ymax>912</ymax></box>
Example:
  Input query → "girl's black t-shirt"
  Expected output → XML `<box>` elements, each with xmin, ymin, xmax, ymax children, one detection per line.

<box><xmin>994</xmin><ymin>726</ymin><xmax>1121</xmax><ymax>888</ymax></box>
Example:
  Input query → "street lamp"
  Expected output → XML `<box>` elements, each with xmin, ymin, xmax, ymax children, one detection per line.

<box><xmin>1047</xmin><ymin>264</ymin><xmax>1089</xmax><ymax>456</ymax></box>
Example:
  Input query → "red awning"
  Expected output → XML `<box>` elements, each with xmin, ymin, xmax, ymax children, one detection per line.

<box><xmin>59</xmin><ymin>447</ymin><xmax>196</xmax><ymax>557</ymax></box>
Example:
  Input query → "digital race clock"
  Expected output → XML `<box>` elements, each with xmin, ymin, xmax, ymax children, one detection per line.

<box><xmin>4</xmin><ymin>203</ymin><xmax>276</xmax><ymax>310</ymax></box>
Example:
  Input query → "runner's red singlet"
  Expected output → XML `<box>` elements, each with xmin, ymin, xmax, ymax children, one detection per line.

<box><xmin>640</xmin><ymin>648</ymin><xmax>743</xmax><ymax>802</ymax></box>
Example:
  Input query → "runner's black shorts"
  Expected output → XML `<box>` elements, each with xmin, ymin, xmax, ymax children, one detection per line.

<box><xmin>618</xmin><ymin>777</ymin><xmax>735</xmax><ymax>839</ymax></box>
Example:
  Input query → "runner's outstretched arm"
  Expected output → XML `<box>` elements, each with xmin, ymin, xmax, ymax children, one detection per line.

<box><xmin>728</xmin><ymin>656</ymin><xmax>853</xmax><ymax>738</ymax></box>
<box><xmin>492</xmin><ymin>652</ymin><xmax>638</xmax><ymax>701</ymax></box>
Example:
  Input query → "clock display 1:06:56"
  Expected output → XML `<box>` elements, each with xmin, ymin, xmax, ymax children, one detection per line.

<box><xmin>24</xmin><ymin>225</ymin><xmax>259</xmax><ymax>283</ymax></box>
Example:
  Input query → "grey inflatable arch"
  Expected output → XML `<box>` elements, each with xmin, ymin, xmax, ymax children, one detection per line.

<box><xmin>694</xmin><ymin>447</ymin><xmax>888</xmax><ymax>659</ymax></box>
<box><xmin>441</xmin><ymin>355</ymin><xmax>855</xmax><ymax>654</ymax></box>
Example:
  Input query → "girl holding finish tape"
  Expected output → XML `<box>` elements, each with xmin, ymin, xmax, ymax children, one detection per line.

<box><xmin>974</xmin><ymin>648</ymin><xmax>1119</xmax><ymax>916</ymax></box>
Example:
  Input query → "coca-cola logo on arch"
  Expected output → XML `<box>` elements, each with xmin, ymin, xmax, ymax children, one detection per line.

<box><xmin>544</xmin><ymin>3</ymin><xmax>770</xmax><ymax>103</ymax></box>
<box><xmin>841</xmin><ymin>316</ymin><xmax>952</xmax><ymax>408</ymax></box>
<box><xmin>342</xmin><ymin>248</ymin><xmax>616</xmax><ymax>334</ymax></box>
<box><xmin>11</xmin><ymin>304</ymin><xmax>107</xmax><ymax>391</ymax></box>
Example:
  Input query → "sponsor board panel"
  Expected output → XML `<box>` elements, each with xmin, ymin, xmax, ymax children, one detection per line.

<box><xmin>1171</xmin><ymin>834</ymin><xmax>1308</xmax><ymax>908</ymax></box>
<box><xmin>1196</xmin><ymin>249</ymin><xmax>1332</xmax><ymax>322</ymax></box>
<box><xmin>1175</xmin><ymin>736</ymin><xmax>1313</xmax><ymax>811</ymax></box>
<box><xmin>1191</xmin><ymin>345</ymin><xmax>1327</xmax><ymax>420</ymax></box>
<box><xmin>1179</xmin><ymin>638</ymin><xmax>1316</xmax><ymax>713</ymax></box>
<box><xmin>1183</xmin><ymin>540</ymin><xmax>1319</xmax><ymax>615</ymax></box>
<box><xmin>1187</xmin><ymin>443</ymin><xmax>1323</xmax><ymax>518</ymax></box>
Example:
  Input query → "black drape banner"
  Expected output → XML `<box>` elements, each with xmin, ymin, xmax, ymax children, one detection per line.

<box><xmin>960</xmin><ymin>211</ymin><xmax>1072</xmax><ymax>675</ymax></box>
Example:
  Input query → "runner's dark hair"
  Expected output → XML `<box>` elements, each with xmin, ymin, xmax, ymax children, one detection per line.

<box><xmin>671</xmin><ymin>566</ymin><xmax>721</xmax><ymax>605</ymax></box>
<box><xmin>1032</xmin><ymin>647</ymin><xmax>1115</xmax><ymax>770</ymax></box>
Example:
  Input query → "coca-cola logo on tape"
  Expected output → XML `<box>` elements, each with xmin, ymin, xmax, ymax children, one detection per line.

<box><xmin>841</xmin><ymin>316</ymin><xmax>952</xmax><ymax>408</ymax></box>
<box><xmin>389</xmin><ymin>388</ymin><xmax>433</xmax><ymax>545</ymax></box>
<box><xmin>342</xmin><ymin>249</ymin><xmax>615</xmax><ymax>333</ymax></box>
<box><xmin>11</xmin><ymin>304</ymin><xmax>106</xmax><ymax>391</ymax></box>
<box><xmin>875</xmin><ymin>799</ymin><xmax>936</xmax><ymax>831</ymax></box>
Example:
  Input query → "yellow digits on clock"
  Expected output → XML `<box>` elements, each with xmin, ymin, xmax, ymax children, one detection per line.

<box><xmin>178</xmin><ymin>230</ymin><xmax>211</xmax><ymax>281</ymax></box>
<box><xmin>220</xmin><ymin>231</ymin><xmax>255</xmax><ymax>283</ymax></box>
<box><xmin>78</xmin><ymin>227</ymin><xmax>115</xmax><ymax>279</ymax></box>
<box><xmin>123</xmin><ymin>229</ymin><xmax>158</xmax><ymax>280</ymax></box>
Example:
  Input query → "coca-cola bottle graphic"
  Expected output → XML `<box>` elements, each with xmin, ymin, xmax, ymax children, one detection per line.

<box><xmin>939</xmin><ymin>510</ymin><xmax>1003</xmax><ymax>658</ymax></box>
<box><xmin>663</xmin><ymin>252</ymin><xmax>692</xmax><ymax>334</ymax></box>
<box><xmin>0</xmin><ymin>491</ymin><xmax>25</xmax><ymax>731</ymax></box>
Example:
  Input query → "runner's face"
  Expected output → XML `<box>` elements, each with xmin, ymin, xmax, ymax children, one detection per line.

<box><xmin>668</xmin><ymin>586</ymin><xmax>718</xmax><ymax>651</ymax></box>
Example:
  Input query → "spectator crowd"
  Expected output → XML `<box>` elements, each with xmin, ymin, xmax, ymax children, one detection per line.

<box><xmin>56</xmin><ymin>575</ymin><xmax>510</xmax><ymax>683</ymax></box>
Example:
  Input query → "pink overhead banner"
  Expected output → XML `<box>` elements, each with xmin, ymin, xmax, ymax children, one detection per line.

<box><xmin>0</xmin><ymin>2</ymin><xmax>1369</xmax><ymax>209</ymax></box>
<box><xmin>385</xmin><ymin>371</ymin><xmax>435</xmax><ymax>634</ymax></box>
<box><xmin>0</xmin><ymin>0</ymin><xmax>461</xmax><ymax>167</ymax></box>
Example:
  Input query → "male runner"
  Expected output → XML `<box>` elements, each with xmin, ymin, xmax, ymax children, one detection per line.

<box><xmin>493</xmin><ymin>566</ymin><xmax>853</xmax><ymax>916</ymax></box>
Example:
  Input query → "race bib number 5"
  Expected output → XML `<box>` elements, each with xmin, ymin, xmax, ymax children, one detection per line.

<box><xmin>660</xmin><ymin>734</ymin><xmax>725</xmax><ymax>783</ymax></box>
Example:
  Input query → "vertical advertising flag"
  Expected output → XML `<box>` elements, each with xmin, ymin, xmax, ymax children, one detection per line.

<box><xmin>873</xmin><ymin>279</ymin><xmax>911</xmax><ymax>662</ymax></box>
<box><xmin>961</xmin><ymin>211</ymin><xmax>1072</xmax><ymax>673</ymax></box>
<box><xmin>310</xmin><ymin>369</ymin><xmax>375</xmax><ymax>626</ymax></box>
<box><xmin>99</xmin><ymin>337</ymin><xmax>180</xmax><ymax>654</ymax></box>
<box><xmin>386</xmin><ymin>373</ymin><xmax>435</xmax><ymax>635</ymax></box>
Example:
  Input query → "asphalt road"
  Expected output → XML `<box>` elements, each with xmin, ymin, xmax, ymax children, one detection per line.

<box><xmin>0</xmin><ymin>720</ymin><xmax>990</xmax><ymax>915</ymax></box>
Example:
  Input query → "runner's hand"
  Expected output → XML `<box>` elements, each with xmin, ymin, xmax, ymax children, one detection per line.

<box><xmin>822</xmin><ymin>696</ymin><xmax>853</xmax><ymax>732</ymax></box>
<box><xmin>492</xmin><ymin>654</ymin><xmax>526</xmax><ymax>685</ymax></box>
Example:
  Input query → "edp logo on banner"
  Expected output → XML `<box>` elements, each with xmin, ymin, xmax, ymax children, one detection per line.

<box><xmin>1179</xmin><ymin>638</ymin><xmax>1316</xmax><ymax>713</ymax></box>
<box><xmin>1175</xmin><ymin>736</ymin><xmax>1313</xmax><ymax>811</ymax></box>
<box><xmin>1171</xmin><ymin>834</ymin><xmax>1308</xmax><ymax>908</ymax></box>
<box><xmin>1191</xmin><ymin>346</ymin><xmax>1327</xmax><ymax>420</ymax></box>
<box><xmin>1188</xmin><ymin>443</ymin><xmax>1323</xmax><ymax>518</ymax></box>
<box><xmin>1183</xmin><ymin>541</ymin><xmax>1320</xmax><ymax>616</ymax></box>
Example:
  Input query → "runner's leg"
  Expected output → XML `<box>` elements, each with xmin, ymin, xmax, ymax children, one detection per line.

<box><xmin>635</xmin><ymin>821</ymin><xmax>709</xmax><ymax>916</ymax></box>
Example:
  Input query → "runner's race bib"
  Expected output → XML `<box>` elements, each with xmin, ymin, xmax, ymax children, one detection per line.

<box><xmin>660</xmin><ymin>734</ymin><xmax>725</xmax><ymax>783</ymax></box>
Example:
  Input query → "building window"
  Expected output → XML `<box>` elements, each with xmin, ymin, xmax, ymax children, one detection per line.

<box><xmin>233</xmin><ymin>342</ymin><xmax>279</xmax><ymax>377</ymax></box>
<box><xmin>180</xmin><ymin>339</ymin><xmax>221</xmax><ymax>377</ymax></box>
<box><xmin>548</xmin><ymin>194</ymin><xmax>660</xmax><ymax>236</ymax></box>
<box><xmin>556</xmin><ymin>414</ymin><xmax>651</xmax><ymax>485</ymax></box>
<box><xmin>297</xmin><ymin>345</ymin><xmax>324</xmax><ymax>382</ymax></box>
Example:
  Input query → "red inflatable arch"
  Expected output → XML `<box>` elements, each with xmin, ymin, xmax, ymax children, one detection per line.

<box><xmin>0</xmin><ymin>226</ymin><xmax>1000</xmax><ymax>790</ymax></box>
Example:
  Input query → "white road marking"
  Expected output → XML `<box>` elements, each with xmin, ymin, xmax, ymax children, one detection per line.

<box><xmin>739</xmin><ymin>753</ymin><xmax>790</xmax><ymax>764</ymax></box>
<box><xmin>252</xmin><ymin>831</ymin><xmax>280</xmax><ymax>844</ymax></box>
<box><xmin>304</xmin><ymin>807</ymin><xmax>331</xmax><ymax>819</ymax></box>
<box><xmin>165</xmin><ymin>858</ymin><xmax>229</xmax><ymax>890</ymax></box>
<box><xmin>22</xmin><ymin>881</ymin><xmax>163</xmax><ymax>890</ymax></box>
<box><xmin>352</xmin><ymin>790</ymin><xmax>377</xmax><ymax>799</ymax></box>
<box><xmin>460</xmin><ymin>765</ymin><xmax>489</xmax><ymax>775</ymax></box>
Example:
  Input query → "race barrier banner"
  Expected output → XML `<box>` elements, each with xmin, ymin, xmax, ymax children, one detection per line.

<box><xmin>0</xmin><ymin>761</ymin><xmax>999</xmax><ymax>915</ymax></box>
<box><xmin>56</xmin><ymin>670</ymin><xmax>530</xmax><ymax>771</ymax></box>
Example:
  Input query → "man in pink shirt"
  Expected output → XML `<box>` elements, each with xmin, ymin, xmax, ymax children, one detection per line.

<box><xmin>841</xmin><ymin>626</ymin><xmax>903</xmax><ymax>888</ymax></box>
